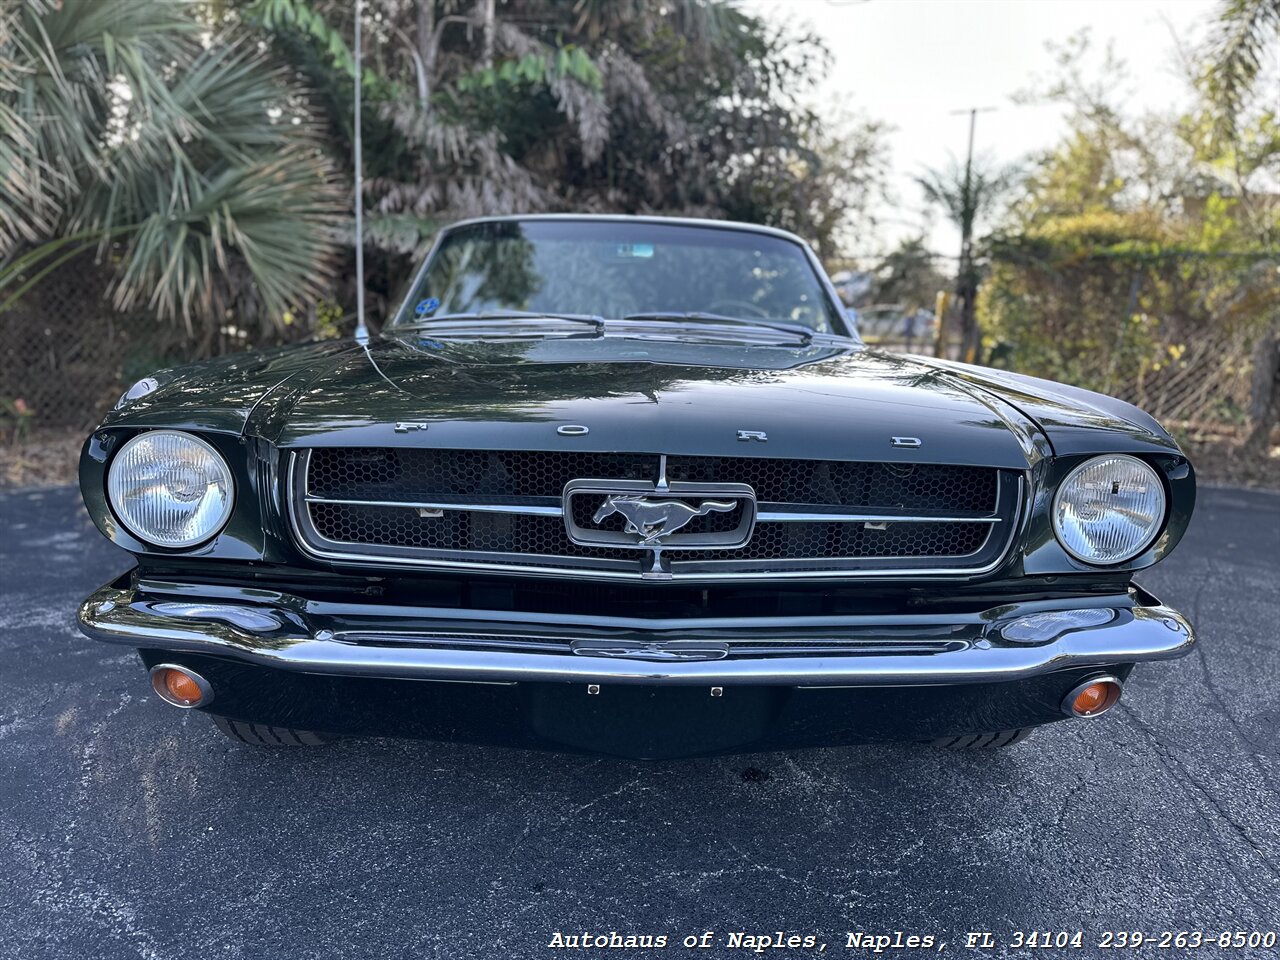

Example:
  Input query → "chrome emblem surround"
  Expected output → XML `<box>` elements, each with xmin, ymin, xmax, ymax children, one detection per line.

<box><xmin>564</xmin><ymin>479</ymin><xmax>756</xmax><ymax>551</ymax></box>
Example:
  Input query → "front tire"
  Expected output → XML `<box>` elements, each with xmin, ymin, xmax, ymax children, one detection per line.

<box><xmin>931</xmin><ymin>727</ymin><xmax>1036</xmax><ymax>750</ymax></box>
<box><xmin>211</xmin><ymin>715</ymin><xmax>333</xmax><ymax>747</ymax></box>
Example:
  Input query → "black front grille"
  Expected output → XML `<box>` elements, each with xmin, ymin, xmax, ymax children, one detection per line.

<box><xmin>294</xmin><ymin>448</ymin><xmax>1017</xmax><ymax>579</ymax></box>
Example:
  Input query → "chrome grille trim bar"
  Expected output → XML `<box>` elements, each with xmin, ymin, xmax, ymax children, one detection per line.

<box><xmin>303</xmin><ymin>495</ymin><xmax>564</xmax><ymax>517</ymax></box>
<box><xmin>301</xmin><ymin>496</ymin><xmax>1005</xmax><ymax>526</ymax></box>
<box><xmin>755</xmin><ymin>509</ymin><xmax>1001</xmax><ymax>524</ymax></box>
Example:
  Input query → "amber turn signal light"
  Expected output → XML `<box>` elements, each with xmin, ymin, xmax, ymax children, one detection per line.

<box><xmin>1061</xmin><ymin>676</ymin><xmax>1122</xmax><ymax>718</ymax></box>
<box><xmin>149</xmin><ymin>664</ymin><xmax>213</xmax><ymax>709</ymax></box>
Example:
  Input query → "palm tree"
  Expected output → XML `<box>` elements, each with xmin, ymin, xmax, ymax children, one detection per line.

<box><xmin>916</xmin><ymin>157</ymin><xmax>1016</xmax><ymax>363</ymax></box>
<box><xmin>0</xmin><ymin>0</ymin><xmax>343</xmax><ymax>340</ymax></box>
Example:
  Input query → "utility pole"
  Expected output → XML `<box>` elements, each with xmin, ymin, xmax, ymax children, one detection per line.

<box><xmin>353</xmin><ymin>0</ymin><xmax>367</xmax><ymax>342</ymax></box>
<box><xmin>949</xmin><ymin>106</ymin><xmax>994</xmax><ymax>363</ymax></box>
<box><xmin>480</xmin><ymin>0</ymin><xmax>496</xmax><ymax>69</ymax></box>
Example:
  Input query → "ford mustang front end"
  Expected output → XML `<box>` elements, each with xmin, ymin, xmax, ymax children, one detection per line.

<box><xmin>76</xmin><ymin>215</ymin><xmax>1195</xmax><ymax>758</ymax></box>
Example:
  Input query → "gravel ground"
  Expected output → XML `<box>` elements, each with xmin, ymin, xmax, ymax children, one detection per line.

<box><xmin>1</xmin><ymin>485</ymin><xmax>1277</xmax><ymax>959</ymax></box>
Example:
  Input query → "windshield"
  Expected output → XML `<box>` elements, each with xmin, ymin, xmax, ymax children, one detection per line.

<box><xmin>393</xmin><ymin>219</ymin><xmax>842</xmax><ymax>333</ymax></box>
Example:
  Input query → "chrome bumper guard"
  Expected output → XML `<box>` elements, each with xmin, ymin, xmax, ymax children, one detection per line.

<box><xmin>78</xmin><ymin>579</ymin><xmax>1195</xmax><ymax>688</ymax></box>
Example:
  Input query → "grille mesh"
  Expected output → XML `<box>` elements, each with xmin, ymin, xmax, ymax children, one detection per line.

<box><xmin>309</xmin><ymin>502</ymin><xmax>637</xmax><ymax>561</ymax></box>
<box><xmin>309</xmin><ymin>447</ymin><xmax>656</xmax><ymax>500</ymax></box>
<box><xmin>298</xmin><ymin>448</ymin><xmax>1011</xmax><ymax>575</ymax></box>
<box><xmin>666</xmin><ymin>456</ymin><xmax>996</xmax><ymax>511</ymax></box>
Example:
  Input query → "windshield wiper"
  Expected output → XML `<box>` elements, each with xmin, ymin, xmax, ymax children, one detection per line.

<box><xmin>620</xmin><ymin>312</ymin><xmax>814</xmax><ymax>344</ymax></box>
<box><xmin>402</xmin><ymin>310</ymin><xmax>604</xmax><ymax>332</ymax></box>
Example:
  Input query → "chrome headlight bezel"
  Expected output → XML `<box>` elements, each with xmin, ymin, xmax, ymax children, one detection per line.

<box><xmin>106</xmin><ymin>430</ymin><xmax>235</xmax><ymax>549</ymax></box>
<box><xmin>1052</xmin><ymin>454</ymin><xmax>1167</xmax><ymax>565</ymax></box>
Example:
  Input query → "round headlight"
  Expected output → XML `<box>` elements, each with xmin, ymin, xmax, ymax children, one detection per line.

<box><xmin>1052</xmin><ymin>455</ymin><xmax>1166</xmax><ymax>564</ymax></box>
<box><xmin>107</xmin><ymin>431</ymin><xmax>234</xmax><ymax>548</ymax></box>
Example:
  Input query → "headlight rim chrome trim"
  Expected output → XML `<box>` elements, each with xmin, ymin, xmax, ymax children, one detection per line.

<box><xmin>1052</xmin><ymin>453</ymin><xmax>1167</xmax><ymax>566</ymax></box>
<box><xmin>106</xmin><ymin>429</ymin><xmax>236</xmax><ymax>550</ymax></box>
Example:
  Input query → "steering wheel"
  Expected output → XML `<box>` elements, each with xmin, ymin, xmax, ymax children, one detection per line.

<box><xmin>704</xmin><ymin>298</ymin><xmax>770</xmax><ymax>319</ymax></box>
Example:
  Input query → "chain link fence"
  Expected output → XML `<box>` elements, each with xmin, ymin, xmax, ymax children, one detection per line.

<box><xmin>0</xmin><ymin>253</ymin><xmax>326</xmax><ymax>440</ymax></box>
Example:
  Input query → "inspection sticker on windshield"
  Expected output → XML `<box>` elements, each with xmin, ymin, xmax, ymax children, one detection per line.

<box><xmin>415</xmin><ymin>297</ymin><xmax>440</xmax><ymax>316</ymax></box>
<box><xmin>614</xmin><ymin>243</ymin><xmax>654</xmax><ymax>259</ymax></box>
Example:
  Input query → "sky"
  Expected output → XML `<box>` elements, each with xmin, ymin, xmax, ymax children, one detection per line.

<box><xmin>745</xmin><ymin>0</ymin><xmax>1218</xmax><ymax>262</ymax></box>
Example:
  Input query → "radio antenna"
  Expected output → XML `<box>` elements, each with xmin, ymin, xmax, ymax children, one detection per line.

<box><xmin>352</xmin><ymin>0</ymin><xmax>368</xmax><ymax>342</ymax></box>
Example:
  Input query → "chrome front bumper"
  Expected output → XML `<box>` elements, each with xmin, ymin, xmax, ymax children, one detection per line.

<box><xmin>77</xmin><ymin>575</ymin><xmax>1196</xmax><ymax>688</ymax></box>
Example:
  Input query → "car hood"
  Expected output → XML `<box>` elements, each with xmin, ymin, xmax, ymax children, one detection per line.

<box><xmin>105</xmin><ymin>333</ymin><xmax>1180</xmax><ymax>468</ymax></box>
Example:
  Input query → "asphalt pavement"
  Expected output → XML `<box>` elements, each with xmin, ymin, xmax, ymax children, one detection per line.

<box><xmin>1</xmin><ymin>485</ymin><xmax>1278</xmax><ymax>959</ymax></box>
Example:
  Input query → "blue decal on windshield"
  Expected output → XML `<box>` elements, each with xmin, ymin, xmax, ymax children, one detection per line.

<box><xmin>415</xmin><ymin>297</ymin><xmax>440</xmax><ymax>316</ymax></box>
<box><xmin>615</xmin><ymin>243</ymin><xmax>654</xmax><ymax>259</ymax></box>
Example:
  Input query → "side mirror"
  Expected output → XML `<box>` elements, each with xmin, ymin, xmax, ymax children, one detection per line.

<box><xmin>845</xmin><ymin>306</ymin><xmax>860</xmax><ymax>338</ymax></box>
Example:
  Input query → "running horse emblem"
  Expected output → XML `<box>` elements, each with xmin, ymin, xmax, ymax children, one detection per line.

<box><xmin>592</xmin><ymin>496</ymin><xmax>738</xmax><ymax>545</ymax></box>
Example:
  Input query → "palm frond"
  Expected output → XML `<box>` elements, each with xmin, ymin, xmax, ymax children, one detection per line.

<box><xmin>917</xmin><ymin>157</ymin><xmax>1020</xmax><ymax>234</ymax></box>
<box><xmin>0</xmin><ymin>0</ymin><xmax>199</xmax><ymax>253</ymax></box>
<box><xmin>1201</xmin><ymin>0</ymin><xmax>1280</xmax><ymax>133</ymax></box>
<box><xmin>3</xmin><ymin>0</ymin><xmax>344</xmax><ymax>334</ymax></box>
<box><xmin>109</xmin><ymin>149</ymin><xmax>344</xmax><ymax>329</ymax></box>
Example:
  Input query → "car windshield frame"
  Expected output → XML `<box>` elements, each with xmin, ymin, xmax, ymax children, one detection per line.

<box><xmin>388</xmin><ymin>217</ymin><xmax>852</xmax><ymax>339</ymax></box>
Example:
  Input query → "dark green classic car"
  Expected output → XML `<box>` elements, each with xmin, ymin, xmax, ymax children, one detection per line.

<box><xmin>77</xmin><ymin>215</ymin><xmax>1196</xmax><ymax>757</ymax></box>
